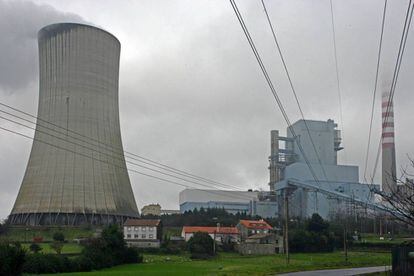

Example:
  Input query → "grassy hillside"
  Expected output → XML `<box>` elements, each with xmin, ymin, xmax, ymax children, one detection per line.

<box><xmin>56</xmin><ymin>251</ymin><xmax>391</xmax><ymax>276</ymax></box>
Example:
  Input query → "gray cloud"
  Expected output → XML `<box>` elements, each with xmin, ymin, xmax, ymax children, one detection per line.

<box><xmin>0</xmin><ymin>0</ymin><xmax>85</xmax><ymax>92</ymax></box>
<box><xmin>0</xmin><ymin>0</ymin><xmax>413</xmax><ymax>219</ymax></box>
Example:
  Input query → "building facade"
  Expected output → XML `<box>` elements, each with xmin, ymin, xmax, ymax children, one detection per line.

<box><xmin>181</xmin><ymin>226</ymin><xmax>240</xmax><ymax>243</ymax></box>
<box><xmin>272</xmin><ymin>119</ymin><xmax>379</xmax><ymax>219</ymax></box>
<box><xmin>124</xmin><ymin>219</ymin><xmax>162</xmax><ymax>248</ymax></box>
<box><xmin>141</xmin><ymin>204</ymin><xmax>161</xmax><ymax>216</ymax></box>
<box><xmin>236</xmin><ymin>219</ymin><xmax>273</xmax><ymax>241</ymax></box>
<box><xmin>179</xmin><ymin>189</ymin><xmax>278</xmax><ymax>218</ymax></box>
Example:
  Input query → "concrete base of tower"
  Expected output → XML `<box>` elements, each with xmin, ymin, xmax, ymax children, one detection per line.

<box><xmin>7</xmin><ymin>212</ymin><xmax>140</xmax><ymax>226</ymax></box>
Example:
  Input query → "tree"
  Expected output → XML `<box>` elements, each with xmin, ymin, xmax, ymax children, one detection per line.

<box><xmin>377</xmin><ymin>158</ymin><xmax>414</xmax><ymax>228</ymax></box>
<box><xmin>306</xmin><ymin>213</ymin><xmax>329</xmax><ymax>234</ymax></box>
<box><xmin>52</xmin><ymin>232</ymin><xmax>65</xmax><ymax>242</ymax></box>
<box><xmin>29</xmin><ymin>243</ymin><xmax>41</xmax><ymax>253</ymax></box>
<box><xmin>187</xmin><ymin>232</ymin><xmax>215</xmax><ymax>259</ymax></box>
<box><xmin>0</xmin><ymin>242</ymin><xmax>26</xmax><ymax>276</ymax></box>
<box><xmin>51</xmin><ymin>232</ymin><xmax>65</xmax><ymax>255</ymax></box>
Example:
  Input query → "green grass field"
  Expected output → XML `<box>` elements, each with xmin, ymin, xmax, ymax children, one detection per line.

<box><xmin>1</xmin><ymin>226</ymin><xmax>95</xmax><ymax>242</ymax></box>
<box><xmin>21</xmin><ymin>242</ymin><xmax>83</xmax><ymax>254</ymax></box>
<box><xmin>56</xmin><ymin>251</ymin><xmax>391</xmax><ymax>276</ymax></box>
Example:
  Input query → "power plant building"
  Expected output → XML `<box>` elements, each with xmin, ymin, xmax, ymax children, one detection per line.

<box><xmin>272</xmin><ymin>119</ymin><xmax>379</xmax><ymax>219</ymax></box>
<box><xmin>179</xmin><ymin>189</ymin><xmax>278</xmax><ymax>218</ymax></box>
<box><xmin>9</xmin><ymin>23</ymin><xmax>139</xmax><ymax>225</ymax></box>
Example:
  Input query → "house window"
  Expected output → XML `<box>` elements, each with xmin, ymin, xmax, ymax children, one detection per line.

<box><xmin>127</xmin><ymin>227</ymin><xmax>131</xmax><ymax>231</ymax></box>
<box><xmin>142</xmin><ymin>234</ymin><xmax>146</xmax><ymax>239</ymax></box>
<box><xmin>134</xmin><ymin>234</ymin><xmax>138</xmax><ymax>239</ymax></box>
<box><xmin>149</xmin><ymin>227</ymin><xmax>154</xmax><ymax>232</ymax></box>
<box><xmin>134</xmin><ymin>227</ymin><xmax>138</xmax><ymax>231</ymax></box>
<box><xmin>142</xmin><ymin>227</ymin><xmax>146</xmax><ymax>231</ymax></box>
<box><xmin>149</xmin><ymin>234</ymin><xmax>153</xmax><ymax>239</ymax></box>
<box><xmin>127</xmin><ymin>234</ymin><xmax>131</xmax><ymax>238</ymax></box>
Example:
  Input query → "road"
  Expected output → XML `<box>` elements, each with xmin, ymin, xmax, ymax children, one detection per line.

<box><xmin>277</xmin><ymin>266</ymin><xmax>390</xmax><ymax>276</ymax></box>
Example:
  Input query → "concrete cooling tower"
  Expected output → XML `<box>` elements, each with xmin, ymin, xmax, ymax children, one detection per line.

<box><xmin>9</xmin><ymin>23</ymin><xmax>139</xmax><ymax>225</ymax></box>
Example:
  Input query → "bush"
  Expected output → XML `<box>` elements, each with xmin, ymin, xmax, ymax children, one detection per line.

<box><xmin>0</xmin><ymin>242</ymin><xmax>26</xmax><ymax>276</ymax></box>
<box><xmin>187</xmin><ymin>232</ymin><xmax>215</xmax><ymax>258</ymax></box>
<box><xmin>11</xmin><ymin>225</ymin><xmax>143</xmax><ymax>274</ymax></box>
<box><xmin>29</xmin><ymin>243</ymin><xmax>41</xmax><ymax>253</ymax></box>
<box><xmin>289</xmin><ymin>214</ymin><xmax>336</xmax><ymax>253</ymax></box>
<box><xmin>53</xmin><ymin>232</ymin><xmax>65</xmax><ymax>242</ymax></box>
<box><xmin>23</xmin><ymin>253</ymin><xmax>71</xmax><ymax>274</ymax></box>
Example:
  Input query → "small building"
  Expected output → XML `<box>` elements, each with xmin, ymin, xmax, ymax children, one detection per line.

<box><xmin>237</xmin><ymin>219</ymin><xmax>273</xmax><ymax>241</ymax></box>
<box><xmin>141</xmin><ymin>204</ymin><xmax>161</xmax><ymax>216</ymax></box>
<box><xmin>237</xmin><ymin>233</ymin><xmax>284</xmax><ymax>255</ymax></box>
<box><xmin>123</xmin><ymin>219</ymin><xmax>162</xmax><ymax>248</ymax></box>
<box><xmin>181</xmin><ymin>226</ymin><xmax>240</xmax><ymax>243</ymax></box>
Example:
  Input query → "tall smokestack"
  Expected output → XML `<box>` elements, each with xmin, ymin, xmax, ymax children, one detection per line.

<box><xmin>269</xmin><ymin>130</ymin><xmax>279</xmax><ymax>191</ymax></box>
<box><xmin>381</xmin><ymin>90</ymin><xmax>397</xmax><ymax>194</ymax></box>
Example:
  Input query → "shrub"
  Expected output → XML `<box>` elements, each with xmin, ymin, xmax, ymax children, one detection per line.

<box><xmin>50</xmin><ymin>231</ymin><xmax>65</xmax><ymax>255</ymax></box>
<box><xmin>17</xmin><ymin>225</ymin><xmax>143</xmax><ymax>274</ymax></box>
<box><xmin>53</xmin><ymin>232</ymin><xmax>65</xmax><ymax>242</ymax></box>
<box><xmin>23</xmin><ymin>253</ymin><xmax>71</xmax><ymax>274</ymax></box>
<box><xmin>187</xmin><ymin>232</ymin><xmax>215</xmax><ymax>258</ymax></box>
<box><xmin>29</xmin><ymin>243</ymin><xmax>41</xmax><ymax>253</ymax></box>
<box><xmin>0</xmin><ymin>242</ymin><xmax>26</xmax><ymax>276</ymax></box>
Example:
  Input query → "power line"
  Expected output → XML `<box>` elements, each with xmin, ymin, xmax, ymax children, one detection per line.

<box><xmin>260</xmin><ymin>0</ymin><xmax>330</xmax><ymax>183</ymax></box>
<box><xmin>329</xmin><ymin>0</ymin><xmax>346</xmax><ymax>162</ymax></box>
<box><xmin>0</xmin><ymin>101</ymin><xmax>242</xmax><ymax>191</ymax></box>
<box><xmin>370</xmin><ymin>0</ymin><xmax>413</xmax><ymax>184</ymax></box>
<box><xmin>229</xmin><ymin>0</ymin><xmax>322</xmax><ymax>187</ymax></box>
<box><xmin>363</xmin><ymin>0</ymin><xmax>388</xmax><ymax>183</ymax></box>
<box><xmin>0</xmin><ymin>114</ymin><xmax>252</xmax><ymax>196</ymax></box>
<box><xmin>0</xmin><ymin>124</ymin><xmax>259</xmax><ymax>202</ymax></box>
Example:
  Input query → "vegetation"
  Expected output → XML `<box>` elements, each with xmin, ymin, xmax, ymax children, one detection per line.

<box><xmin>51</xmin><ymin>232</ymin><xmax>65</xmax><ymax>255</ymax></box>
<box><xmin>0</xmin><ymin>242</ymin><xmax>26</xmax><ymax>276</ymax></box>
<box><xmin>21</xmin><ymin>242</ymin><xmax>83</xmax><ymax>254</ymax></box>
<box><xmin>29</xmin><ymin>242</ymin><xmax>41</xmax><ymax>253</ymax></box>
<box><xmin>155</xmin><ymin>207</ymin><xmax>262</xmax><ymax>227</ymax></box>
<box><xmin>290</xmin><ymin>213</ymin><xmax>343</xmax><ymax>253</ymax></box>
<box><xmin>187</xmin><ymin>232</ymin><xmax>215</xmax><ymax>259</ymax></box>
<box><xmin>54</xmin><ymin>251</ymin><xmax>391</xmax><ymax>276</ymax></box>
<box><xmin>0</xmin><ymin>225</ymin><xmax>142</xmax><ymax>275</ymax></box>
<box><xmin>0</xmin><ymin>226</ymin><xmax>94</xmax><ymax>242</ymax></box>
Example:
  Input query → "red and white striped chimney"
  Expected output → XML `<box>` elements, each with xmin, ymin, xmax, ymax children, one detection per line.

<box><xmin>381</xmin><ymin>91</ymin><xmax>397</xmax><ymax>193</ymax></box>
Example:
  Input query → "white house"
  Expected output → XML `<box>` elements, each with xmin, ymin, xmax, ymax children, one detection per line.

<box><xmin>123</xmin><ymin>219</ymin><xmax>162</xmax><ymax>248</ymax></box>
<box><xmin>181</xmin><ymin>226</ymin><xmax>240</xmax><ymax>243</ymax></box>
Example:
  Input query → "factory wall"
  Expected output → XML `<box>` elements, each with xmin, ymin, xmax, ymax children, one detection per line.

<box><xmin>179</xmin><ymin>189</ymin><xmax>278</xmax><ymax>218</ymax></box>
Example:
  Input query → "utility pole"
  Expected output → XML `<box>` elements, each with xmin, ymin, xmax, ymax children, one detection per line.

<box><xmin>344</xmin><ymin>200</ymin><xmax>349</xmax><ymax>263</ymax></box>
<box><xmin>284</xmin><ymin>190</ymin><xmax>290</xmax><ymax>265</ymax></box>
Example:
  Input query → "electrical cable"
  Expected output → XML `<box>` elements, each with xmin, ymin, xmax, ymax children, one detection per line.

<box><xmin>363</xmin><ymin>0</ymin><xmax>388</xmax><ymax>183</ymax></box>
<box><xmin>260</xmin><ymin>0</ymin><xmax>331</xmax><ymax>183</ymax></box>
<box><xmin>229</xmin><ymin>0</ymin><xmax>322</xmax><ymax>187</ymax></box>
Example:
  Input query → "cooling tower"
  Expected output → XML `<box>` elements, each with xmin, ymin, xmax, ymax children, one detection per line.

<box><xmin>381</xmin><ymin>90</ymin><xmax>397</xmax><ymax>194</ymax></box>
<box><xmin>9</xmin><ymin>23</ymin><xmax>139</xmax><ymax>225</ymax></box>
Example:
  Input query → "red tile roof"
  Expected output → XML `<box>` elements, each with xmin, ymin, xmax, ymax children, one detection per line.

<box><xmin>182</xmin><ymin>226</ymin><xmax>239</xmax><ymax>235</ymax></box>
<box><xmin>239</xmin><ymin>219</ymin><xmax>272</xmax><ymax>230</ymax></box>
<box><xmin>124</xmin><ymin>219</ymin><xmax>161</xmax><ymax>227</ymax></box>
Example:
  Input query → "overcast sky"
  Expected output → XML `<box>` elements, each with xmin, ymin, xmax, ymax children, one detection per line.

<box><xmin>0</xmin><ymin>0</ymin><xmax>413</xmax><ymax>219</ymax></box>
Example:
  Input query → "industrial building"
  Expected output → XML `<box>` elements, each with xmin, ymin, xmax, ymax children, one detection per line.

<box><xmin>9</xmin><ymin>23</ymin><xmax>139</xmax><ymax>225</ymax></box>
<box><xmin>272</xmin><ymin>119</ymin><xmax>379</xmax><ymax>219</ymax></box>
<box><xmin>179</xmin><ymin>189</ymin><xmax>278</xmax><ymax>218</ymax></box>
